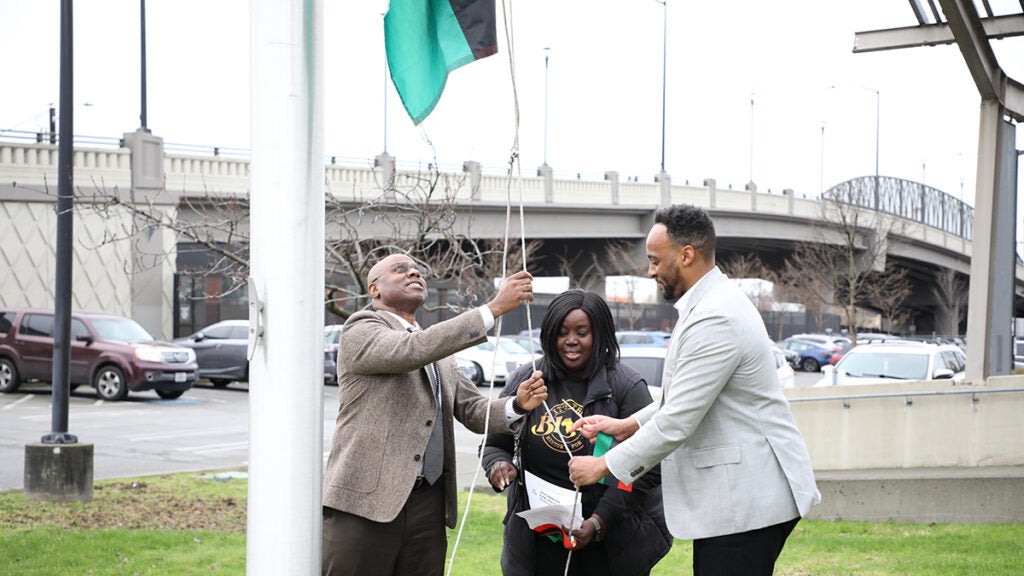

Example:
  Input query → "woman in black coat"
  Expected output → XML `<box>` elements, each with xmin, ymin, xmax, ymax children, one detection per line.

<box><xmin>482</xmin><ymin>290</ymin><xmax>672</xmax><ymax>576</ymax></box>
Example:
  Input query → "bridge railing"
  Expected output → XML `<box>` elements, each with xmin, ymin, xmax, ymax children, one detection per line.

<box><xmin>831</xmin><ymin>176</ymin><xmax>974</xmax><ymax>240</ymax></box>
<box><xmin>0</xmin><ymin>139</ymin><xmax>976</xmax><ymax>245</ymax></box>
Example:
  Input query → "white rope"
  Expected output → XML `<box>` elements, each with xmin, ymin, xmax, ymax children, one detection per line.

<box><xmin>448</xmin><ymin>1</ymin><xmax>580</xmax><ymax>574</ymax></box>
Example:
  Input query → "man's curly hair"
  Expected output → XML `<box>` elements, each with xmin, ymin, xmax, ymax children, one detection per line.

<box><xmin>653</xmin><ymin>204</ymin><xmax>716</xmax><ymax>261</ymax></box>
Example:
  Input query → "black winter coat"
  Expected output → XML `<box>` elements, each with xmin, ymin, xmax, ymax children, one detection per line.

<box><xmin>481</xmin><ymin>359</ymin><xmax>673</xmax><ymax>576</ymax></box>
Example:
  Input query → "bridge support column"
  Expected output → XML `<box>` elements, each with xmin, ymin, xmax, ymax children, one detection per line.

<box><xmin>965</xmin><ymin>100</ymin><xmax>1017</xmax><ymax>382</ymax></box>
<box><xmin>538</xmin><ymin>163</ymin><xmax>553</xmax><ymax>202</ymax></box>
<box><xmin>657</xmin><ymin>170</ymin><xmax>670</xmax><ymax>206</ymax></box>
<box><xmin>704</xmin><ymin>178</ymin><xmax>717</xmax><ymax>207</ymax></box>
<box><xmin>375</xmin><ymin>152</ymin><xmax>395</xmax><ymax>196</ymax></box>
<box><xmin>605</xmin><ymin>171</ymin><xmax>620</xmax><ymax>204</ymax></box>
<box><xmin>463</xmin><ymin>161</ymin><xmax>482</xmax><ymax>200</ymax></box>
<box><xmin>123</xmin><ymin>128</ymin><xmax>175</xmax><ymax>340</ymax></box>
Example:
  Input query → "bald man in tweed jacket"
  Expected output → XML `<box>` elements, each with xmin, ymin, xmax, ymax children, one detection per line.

<box><xmin>322</xmin><ymin>254</ymin><xmax>548</xmax><ymax>576</ymax></box>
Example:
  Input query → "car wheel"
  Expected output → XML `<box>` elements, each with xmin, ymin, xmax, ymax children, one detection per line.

<box><xmin>156</xmin><ymin>390</ymin><xmax>184</xmax><ymax>400</ymax></box>
<box><xmin>0</xmin><ymin>358</ymin><xmax>21</xmax><ymax>393</ymax></box>
<box><xmin>210</xmin><ymin>379</ymin><xmax>231</xmax><ymax>388</ymax></box>
<box><xmin>94</xmin><ymin>365</ymin><xmax>129</xmax><ymax>401</ymax></box>
<box><xmin>801</xmin><ymin>357</ymin><xmax>821</xmax><ymax>373</ymax></box>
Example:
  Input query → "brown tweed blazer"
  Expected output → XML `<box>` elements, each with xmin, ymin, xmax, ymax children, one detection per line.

<box><xmin>322</xmin><ymin>308</ymin><xmax>515</xmax><ymax>528</ymax></box>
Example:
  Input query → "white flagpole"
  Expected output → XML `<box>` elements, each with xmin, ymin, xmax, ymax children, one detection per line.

<box><xmin>248</xmin><ymin>1</ymin><xmax>325</xmax><ymax>574</ymax></box>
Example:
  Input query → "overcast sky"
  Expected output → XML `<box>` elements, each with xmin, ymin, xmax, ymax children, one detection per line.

<box><xmin>2</xmin><ymin>0</ymin><xmax>1022</xmax><ymax>208</ymax></box>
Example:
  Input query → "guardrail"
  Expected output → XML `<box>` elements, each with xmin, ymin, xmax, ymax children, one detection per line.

<box><xmin>789</xmin><ymin>386</ymin><xmax>1024</xmax><ymax>408</ymax></box>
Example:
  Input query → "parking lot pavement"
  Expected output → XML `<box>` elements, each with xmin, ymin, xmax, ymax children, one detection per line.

<box><xmin>1</xmin><ymin>382</ymin><xmax>491</xmax><ymax>494</ymax></box>
<box><xmin>3</xmin><ymin>378</ymin><xmax>834</xmax><ymax>495</ymax></box>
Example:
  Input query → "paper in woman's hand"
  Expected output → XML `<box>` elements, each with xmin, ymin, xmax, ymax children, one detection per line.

<box><xmin>515</xmin><ymin>470</ymin><xmax>584</xmax><ymax>544</ymax></box>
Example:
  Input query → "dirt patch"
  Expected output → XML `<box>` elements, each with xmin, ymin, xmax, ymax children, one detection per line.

<box><xmin>0</xmin><ymin>476</ymin><xmax>247</xmax><ymax>532</ymax></box>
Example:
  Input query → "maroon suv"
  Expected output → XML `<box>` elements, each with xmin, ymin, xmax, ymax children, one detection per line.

<box><xmin>0</xmin><ymin>308</ymin><xmax>198</xmax><ymax>401</ymax></box>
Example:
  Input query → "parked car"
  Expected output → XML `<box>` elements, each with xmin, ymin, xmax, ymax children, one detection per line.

<box><xmin>507</xmin><ymin>335</ymin><xmax>543</xmax><ymax>357</ymax></box>
<box><xmin>175</xmin><ymin>320</ymin><xmax>249</xmax><ymax>387</ymax></box>
<box><xmin>456</xmin><ymin>357</ymin><xmax>484</xmax><ymax>386</ymax></box>
<box><xmin>620</xmin><ymin>343</ymin><xmax>795</xmax><ymax>402</ymax></box>
<box><xmin>323</xmin><ymin>324</ymin><xmax>344</xmax><ymax>385</ymax></box>
<box><xmin>771</xmin><ymin>341</ymin><xmax>800</xmax><ymax>368</ymax></box>
<box><xmin>455</xmin><ymin>336</ymin><xmax>539</xmax><ymax>385</ymax></box>
<box><xmin>829</xmin><ymin>334</ymin><xmax>905</xmax><ymax>365</ymax></box>
<box><xmin>772</xmin><ymin>345</ymin><xmax>796</xmax><ymax>389</ymax></box>
<box><xmin>789</xmin><ymin>333</ymin><xmax>850</xmax><ymax>349</ymax></box>
<box><xmin>619</xmin><ymin>346</ymin><xmax>669</xmax><ymax>403</ymax></box>
<box><xmin>615</xmin><ymin>330</ymin><xmax>673</xmax><ymax>348</ymax></box>
<box><xmin>816</xmin><ymin>341</ymin><xmax>967</xmax><ymax>386</ymax></box>
<box><xmin>0</xmin><ymin>308</ymin><xmax>197</xmax><ymax>401</ymax></box>
<box><xmin>777</xmin><ymin>338</ymin><xmax>834</xmax><ymax>372</ymax></box>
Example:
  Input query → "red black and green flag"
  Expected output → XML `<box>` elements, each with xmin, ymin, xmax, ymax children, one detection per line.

<box><xmin>593</xmin><ymin>432</ymin><xmax>633</xmax><ymax>492</ymax></box>
<box><xmin>384</xmin><ymin>0</ymin><xmax>498</xmax><ymax>125</ymax></box>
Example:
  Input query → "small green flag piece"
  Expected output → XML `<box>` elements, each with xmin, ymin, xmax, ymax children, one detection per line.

<box><xmin>593</xmin><ymin>432</ymin><xmax>633</xmax><ymax>492</ymax></box>
<box><xmin>384</xmin><ymin>0</ymin><xmax>498</xmax><ymax>125</ymax></box>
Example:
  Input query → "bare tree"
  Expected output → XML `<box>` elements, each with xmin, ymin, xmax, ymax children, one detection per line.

<box><xmin>779</xmin><ymin>241</ymin><xmax>841</xmax><ymax>335</ymax></box>
<box><xmin>600</xmin><ymin>241</ymin><xmax>650</xmax><ymax>329</ymax></box>
<box><xmin>861</xmin><ymin>261</ymin><xmax>913</xmax><ymax>333</ymax></box>
<box><xmin>787</xmin><ymin>181</ymin><xmax>908</xmax><ymax>343</ymax></box>
<box><xmin>932</xmin><ymin>268</ymin><xmax>969</xmax><ymax>337</ymax></box>
<box><xmin>75</xmin><ymin>167</ymin><xmax>520</xmax><ymax>322</ymax></box>
<box><xmin>719</xmin><ymin>253</ymin><xmax>779</xmax><ymax>310</ymax></box>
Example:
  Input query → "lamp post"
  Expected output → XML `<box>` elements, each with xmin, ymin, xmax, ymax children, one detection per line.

<box><xmin>543</xmin><ymin>47</ymin><xmax>550</xmax><ymax>166</ymax></box>
<box><xmin>819</xmin><ymin>121</ymin><xmax>826</xmax><ymax>194</ymax></box>
<box><xmin>749</xmin><ymin>93</ymin><xmax>755</xmax><ymax>184</ymax></box>
<box><xmin>656</xmin><ymin>0</ymin><xmax>667</xmax><ymax>173</ymax></box>
<box><xmin>829</xmin><ymin>84</ymin><xmax>880</xmax><ymax>206</ymax></box>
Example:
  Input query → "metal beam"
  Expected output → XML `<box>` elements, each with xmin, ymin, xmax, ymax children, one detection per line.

<box><xmin>854</xmin><ymin>14</ymin><xmax>1024</xmax><ymax>52</ymax></box>
<box><xmin>908</xmin><ymin>0</ymin><xmax>931</xmax><ymax>25</ymax></box>
<box><xmin>938</xmin><ymin>0</ymin><xmax>1005</xmax><ymax>102</ymax></box>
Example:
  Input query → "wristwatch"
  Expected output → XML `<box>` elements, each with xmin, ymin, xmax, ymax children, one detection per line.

<box><xmin>588</xmin><ymin>516</ymin><xmax>605</xmax><ymax>542</ymax></box>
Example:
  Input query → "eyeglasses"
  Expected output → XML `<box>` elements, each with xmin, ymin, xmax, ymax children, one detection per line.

<box><xmin>369</xmin><ymin>261</ymin><xmax>429</xmax><ymax>285</ymax></box>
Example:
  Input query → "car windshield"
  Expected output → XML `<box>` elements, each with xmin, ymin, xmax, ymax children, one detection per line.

<box><xmin>90</xmin><ymin>317</ymin><xmax>154</xmax><ymax>343</ymax></box>
<box><xmin>324</xmin><ymin>330</ymin><xmax>342</xmax><ymax>345</ymax></box>
<box><xmin>622</xmin><ymin>357</ymin><xmax>663</xmax><ymax>388</ymax></box>
<box><xmin>839</xmin><ymin>351</ymin><xmax>929</xmax><ymax>380</ymax></box>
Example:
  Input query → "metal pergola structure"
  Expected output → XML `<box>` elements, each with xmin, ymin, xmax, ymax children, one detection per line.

<box><xmin>854</xmin><ymin>0</ymin><xmax>1024</xmax><ymax>382</ymax></box>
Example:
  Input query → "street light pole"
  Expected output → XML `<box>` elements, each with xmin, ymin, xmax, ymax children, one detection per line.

<box><xmin>828</xmin><ymin>84</ymin><xmax>880</xmax><ymax>205</ymax></box>
<box><xmin>749</xmin><ymin>94</ymin><xmax>755</xmax><ymax>184</ymax></box>
<box><xmin>658</xmin><ymin>0</ymin><xmax>667</xmax><ymax>173</ymax></box>
<box><xmin>543</xmin><ymin>47</ymin><xmax>550</xmax><ymax>166</ymax></box>
<box><xmin>872</xmin><ymin>87</ymin><xmax>880</xmax><ymax>206</ymax></box>
<box><xmin>820</xmin><ymin>121</ymin><xmax>826</xmax><ymax>194</ymax></box>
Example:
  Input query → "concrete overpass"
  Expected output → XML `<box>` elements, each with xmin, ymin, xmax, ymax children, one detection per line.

<box><xmin>2</xmin><ymin>134</ymin><xmax>1024</xmax><ymax>523</ymax></box>
<box><xmin>2</xmin><ymin>138</ymin><xmax>1021</xmax><ymax>337</ymax></box>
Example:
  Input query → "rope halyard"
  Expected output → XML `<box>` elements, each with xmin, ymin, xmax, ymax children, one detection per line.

<box><xmin>448</xmin><ymin>1</ymin><xmax>579</xmax><ymax>574</ymax></box>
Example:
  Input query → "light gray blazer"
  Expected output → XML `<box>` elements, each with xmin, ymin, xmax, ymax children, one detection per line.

<box><xmin>605</xmin><ymin>267</ymin><xmax>820</xmax><ymax>540</ymax></box>
<box><xmin>322</xmin><ymin>308</ymin><xmax>514</xmax><ymax>528</ymax></box>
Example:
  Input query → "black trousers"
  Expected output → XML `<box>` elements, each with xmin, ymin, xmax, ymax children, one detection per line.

<box><xmin>692</xmin><ymin>517</ymin><xmax>800</xmax><ymax>576</ymax></box>
<box><xmin>322</xmin><ymin>478</ymin><xmax>447</xmax><ymax>576</ymax></box>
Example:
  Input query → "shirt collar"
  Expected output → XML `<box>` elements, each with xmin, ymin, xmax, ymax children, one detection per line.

<box><xmin>381</xmin><ymin>310</ymin><xmax>419</xmax><ymax>331</ymax></box>
<box><xmin>673</xmin><ymin>267</ymin><xmax>715</xmax><ymax>313</ymax></box>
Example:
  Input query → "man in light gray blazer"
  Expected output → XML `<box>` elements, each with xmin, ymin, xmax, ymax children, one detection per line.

<box><xmin>569</xmin><ymin>205</ymin><xmax>820</xmax><ymax>575</ymax></box>
<box><xmin>322</xmin><ymin>254</ymin><xmax>548</xmax><ymax>576</ymax></box>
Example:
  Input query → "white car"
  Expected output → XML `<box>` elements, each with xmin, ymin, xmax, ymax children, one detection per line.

<box><xmin>815</xmin><ymin>341</ymin><xmax>967</xmax><ymax>387</ymax></box>
<box><xmin>620</xmin><ymin>344</ymin><xmax>795</xmax><ymax>403</ymax></box>
<box><xmin>455</xmin><ymin>336</ymin><xmax>540</xmax><ymax>385</ymax></box>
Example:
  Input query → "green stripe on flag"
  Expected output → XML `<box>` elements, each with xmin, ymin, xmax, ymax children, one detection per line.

<box><xmin>385</xmin><ymin>0</ymin><xmax>495</xmax><ymax>125</ymax></box>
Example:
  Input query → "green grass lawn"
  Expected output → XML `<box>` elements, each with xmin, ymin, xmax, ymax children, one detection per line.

<box><xmin>1</xmin><ymin>472</ymin><xmax>1021</xmax><ymax>575</ymax></box>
